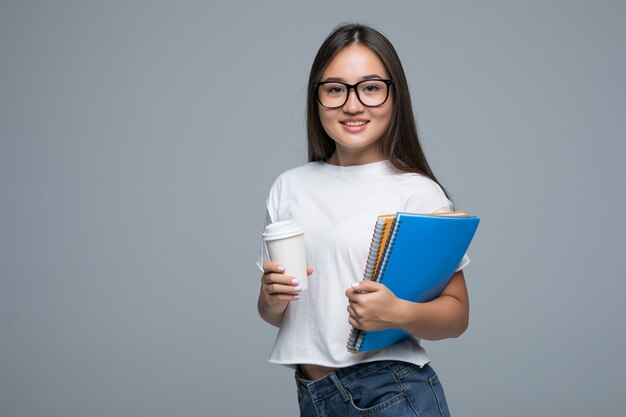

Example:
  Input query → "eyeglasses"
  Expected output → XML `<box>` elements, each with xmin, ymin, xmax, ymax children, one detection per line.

<box><xmin>315</xmin><ymin>79</ymin><xmax>394</xmax><ymax>109</ymax></box>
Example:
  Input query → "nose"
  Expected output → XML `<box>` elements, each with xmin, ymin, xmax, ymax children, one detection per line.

<box><xmin>342</xmin><ymin>87</ymin><xmax>364</xmax><ymax>113</ymax></box>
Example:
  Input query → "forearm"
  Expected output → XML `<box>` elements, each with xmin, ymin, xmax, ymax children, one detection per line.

<box><xmin>394</xmin><ymin>294</ymin><xmax>469</xmax><ymax>341</ymax></box>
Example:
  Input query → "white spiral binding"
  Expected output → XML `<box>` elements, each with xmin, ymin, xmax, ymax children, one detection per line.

<box><xmin>347</xmin><ymin>218</ymin><xmax>387</xmax><ymax>352</ymax></box>
<box><xmin>349</xmin><ymin>216</ymin><xmax>402</xmax><ymax>352</ymax></box>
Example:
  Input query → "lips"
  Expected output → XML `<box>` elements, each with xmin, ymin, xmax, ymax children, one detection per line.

<box><xmin>340</xmin><ymin>120</ymin><xmax>369</xmax><ymax>127</ymax></box>
<box><xmin>339</xmin><ymin>119</ymin><xmax>369</xmax><ymax>134</ymax></box>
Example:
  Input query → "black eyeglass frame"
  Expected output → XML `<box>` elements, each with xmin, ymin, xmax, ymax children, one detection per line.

<box><xmin>315</xmin><ymin>79</ymin><xmax>394</xmax><ymax>109</ymax></box>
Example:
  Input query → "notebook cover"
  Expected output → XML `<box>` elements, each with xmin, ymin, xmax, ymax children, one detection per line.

<box><xmin>353</xmin><ymin>213</ymin><xmax>480</xmax><ymax>353</ymax></box>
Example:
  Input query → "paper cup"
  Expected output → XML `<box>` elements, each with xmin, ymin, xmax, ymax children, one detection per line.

<box><xmin>262</xmin><ymin>220</ymin><xmax>308</xmax><ymax>290</ymax></box>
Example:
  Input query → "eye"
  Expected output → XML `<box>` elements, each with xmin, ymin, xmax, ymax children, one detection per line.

<box><xmin>323</xmin><ymin>84</ymin><xmax>345</xmax><ymax>95</ymax></box>
<box><xmin>360</xmin><ymin>82</ymin><xmax>383</xmax><ymax>94</ymax></box>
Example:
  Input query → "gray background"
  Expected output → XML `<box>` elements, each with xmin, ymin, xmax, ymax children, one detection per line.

<box><xmin>1</xmin><ymin>1</ymin><xmax>625</xmax><ymax>416</ymax></box>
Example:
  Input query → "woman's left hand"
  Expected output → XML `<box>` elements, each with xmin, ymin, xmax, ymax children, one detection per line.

<box><xmin>345</xmin><ymin>280</ymin><xmax>400</xmax><ymax>331</ymax></box>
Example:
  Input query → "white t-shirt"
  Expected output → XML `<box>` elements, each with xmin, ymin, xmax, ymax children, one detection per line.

<box><xmin>257</xmin><ymin>160</ymin><xmax>470</xmax><ymax>369</ymax></box>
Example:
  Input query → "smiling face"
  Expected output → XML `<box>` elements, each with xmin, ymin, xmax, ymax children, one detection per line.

<box><xmin>318</xmin><ymin>44</ymin><xmax>393</xmax><ymax>166</ymax></box>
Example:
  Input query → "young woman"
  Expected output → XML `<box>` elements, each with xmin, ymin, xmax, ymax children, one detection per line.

<box><xmin>257</xmin><ymin>23</ymin><xmax>470</xmax><ymax>417</ymax></box>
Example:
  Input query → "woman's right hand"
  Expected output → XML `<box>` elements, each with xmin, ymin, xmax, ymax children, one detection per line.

<box><xmin>258</xmin><ymin>262</ymin><xmax>314</xmax><ymax>327</ymax></box>
<box><xmin>260</xmin><ymin>261</ymin><xmax>310</xmax><ymax>307</ymax></box>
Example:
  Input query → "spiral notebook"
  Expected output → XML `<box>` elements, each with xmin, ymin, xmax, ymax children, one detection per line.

<box><xmin>347</xmin><ymin>212</ymin><xmax>480</xmax><ymax>353</ymax></box>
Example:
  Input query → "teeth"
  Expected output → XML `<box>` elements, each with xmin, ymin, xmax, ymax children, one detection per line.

<box><xmin>343</xmin><ymin>121</ymin><xmax>367</xmax><ymax>126</ymax></box>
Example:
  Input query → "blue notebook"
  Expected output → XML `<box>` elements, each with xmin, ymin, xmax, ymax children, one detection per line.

<box><xmin>347</xmin><ymin>212</ymin><xmax>480</xmax><ymax>353</ymax></box>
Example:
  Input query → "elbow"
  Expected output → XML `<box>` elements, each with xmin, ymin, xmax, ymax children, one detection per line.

<box><xmin>451</xmin><ymin>294</ymin><xmax>470</xmax><ymax>338</ymax></box>
<box><xmin>453</xmin><ymin>325</ymin><xmax>468</xmax><ymax>339</ymax></box>
<box><xmin>451</xmin><ymin>313</ymin><xmax>469</xmax><ymax>338</ymax></box>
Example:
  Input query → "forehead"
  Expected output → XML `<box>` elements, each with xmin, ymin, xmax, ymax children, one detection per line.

<box><xmin>322</xmin><ymin>44</ymin><xmax>389</xmax><ymax>81</ymax></box>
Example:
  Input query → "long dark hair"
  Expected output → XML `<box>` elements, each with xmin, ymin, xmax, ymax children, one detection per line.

<box><xmin>307</xmin><ymin>23</ymin><xmax>448</xmax><ymax>197</ymax></box>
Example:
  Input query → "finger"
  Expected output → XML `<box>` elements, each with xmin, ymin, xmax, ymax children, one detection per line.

<box><xmin>351</xmin><ymin>280</ymin><xmax>381</xmax><ymax>292</ymax></box>
<box><xmin>262</xmin><ymin>261</ymin><xmax>286</xmax><ymax>274</ymax></box>
<box><xmin>262</xmin><ymin>273</ymin><xmax>301</xmax><ymax>287</ymax></box>
<box><xmin>345</xmin><ymin>285</ymin><xmax>366</xmax><ymax>302</ymax></box>
<box><xmin>265</xmin><ymin>283</ymin><xmax>302</xmax><ymax>296</ymax></box>
<box><xmin>348</xmin><ymin>316</ymin><xmax>361</xmax><ymax>329</ymax></box>
<box><xmin>345</xmin><ymin>287</ymin><xmax>359</xmax><ymax>302</ymax></box>
<box><xmin>347</xmin><ymin>304</ymin><xmax>357</xmax><ymax>318</ymax></box>
<box><xmin>269</xmin><ymin>293</ymin><xmax>301</xmax><ymax>303</ymax></box>
<box><xmin>345</xmin><ymin>287</ymin><xmax>354</xmax><ymax>299</ymax></box>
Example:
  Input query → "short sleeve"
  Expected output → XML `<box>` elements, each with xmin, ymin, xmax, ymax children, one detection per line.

<box><xmin>403</xmin><ymin>178</ymin><xmax>453</xmax><ymax>214</ymax></box>
<box><xmin>256</xmin><ymin>175</ymin><xmax>282</xmax><ymax>273</ymax></box>
<box><xmin>256</xmin><ymin>210</ymin><xmax>272</xmax><ymax>273</ymax></box>
<box><xmin>432</xmin><ymin>198</ymin><xmax>472</xmax><ymax>273</ymax></box>
<box><xmin>455</xmin><ymin>254</ymin><xmax>471</xmax><ymax>272</ymax></box>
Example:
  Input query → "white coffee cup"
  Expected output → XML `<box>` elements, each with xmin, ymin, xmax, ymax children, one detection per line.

<box><xmin>262</xmin><ymin>220</ymin><xmax>308</xmax><ymax>290</ymax></box>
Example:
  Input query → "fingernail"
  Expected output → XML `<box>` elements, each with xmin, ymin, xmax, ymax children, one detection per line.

<box><xmin>293</xmin><ymin>295</ymin><xmax>300</xmax><ymax>300</ymax></box>
<box><xmin>292</xmin><ymin>278</ymin><xmax>299</xmax><ymax>285</ymax></box>
<box><xmin>294</xmin><ymin>286</ymin><xmax>302</xmax><ymax>292</ymax></box>
<box><xmin>351</xmin><ymin>282</ymin><xmax>360</xmax><ymax>288</ymax></box>
<box><xmin>277</xmin><ymin>265</ymin><xmax>285</xmax><ymax>272</ymax></box>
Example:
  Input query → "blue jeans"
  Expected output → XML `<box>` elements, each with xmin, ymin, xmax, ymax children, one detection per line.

<box><xmin>295</xmin><ymin>361</ymin><xmax>451</xmax><ymax>417</ymax></box>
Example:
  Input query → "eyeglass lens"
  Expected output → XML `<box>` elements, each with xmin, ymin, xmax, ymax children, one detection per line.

<box><xmin>317</xmin><ymin>80</ymin><xmax>390</xmax><ymax>108</ymax></box>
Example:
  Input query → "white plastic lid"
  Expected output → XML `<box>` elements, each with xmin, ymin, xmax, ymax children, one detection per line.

<box><xmin>262</xmin><ymin>219</ymin><xmax>305</xmax><ymax>241</ymax></box>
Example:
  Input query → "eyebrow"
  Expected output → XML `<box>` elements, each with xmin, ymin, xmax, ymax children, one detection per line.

<box><xmin>322</xmin><ymin>74</ymin><xmax>386</xmax><ymax>82</ymax></box>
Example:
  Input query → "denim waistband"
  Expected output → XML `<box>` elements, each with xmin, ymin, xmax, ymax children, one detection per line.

<box><xmin>295</xmin><ymin>360</ymin><xmax>414</xmax><ymax>403</ymax></box>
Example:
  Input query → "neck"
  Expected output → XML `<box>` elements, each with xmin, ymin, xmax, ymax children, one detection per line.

<box><xmin>327</xmin><ymin>147</ymin><xmax>384</xmax><ymax>167</ymax></box>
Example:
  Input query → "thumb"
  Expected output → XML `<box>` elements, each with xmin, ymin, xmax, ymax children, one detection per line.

<box><xmin>350</xmin><ymin>280</ymin><xmax>381</xmax><ymax>292</ymax></box>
